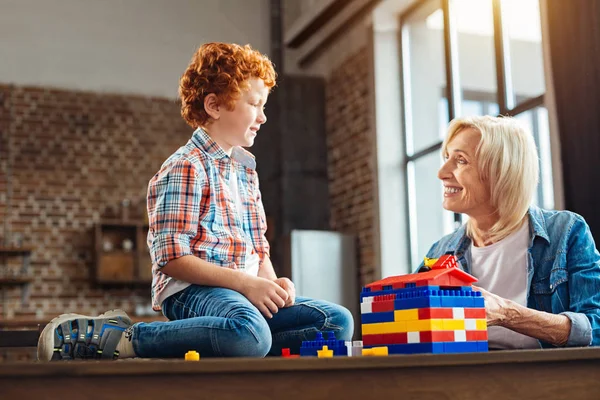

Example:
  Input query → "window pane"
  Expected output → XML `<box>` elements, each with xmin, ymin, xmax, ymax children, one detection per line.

<box><xmin>403</xmin><ymin>0</ymin><xmax>447</xmax><ymax>155</ymax></box>
<box><xmin>451</xmin><ymin>0</ymin><xmax>498</xmax><ymax>117</ymax></box>
<box><xmin>408</xmin><ymin>151</ymin><xmax>455</xmax><ymax>267</ymax></box>
<box><xmin>514</xmin><ymin>106</ymin><xmax>554</xmax><ymax>209</ymax></box>
<box><xmin>502</xmin><ymin>0</ymin><xmax>545</xmax><ymax>107</ymax></box>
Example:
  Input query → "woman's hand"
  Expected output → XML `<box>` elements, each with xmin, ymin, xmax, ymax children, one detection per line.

<box><xmin>472</xmin><ymin>285</ymin><xmax>514</xmax><ymax>327</ymax></box>
<box><xmin>273</xmin><ymin>277</ymin><xmax>296</xmax><ymax>307</ymax></box>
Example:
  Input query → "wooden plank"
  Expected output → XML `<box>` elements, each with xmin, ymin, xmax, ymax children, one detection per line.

<box><xmin>0</xmin><ymin>348</ymin><xmax>599</xmax><ymax>399</ymax></box>
<box><xmin>296</xmin><ymin>0</ymin><xmax>381</xmax><ymax>66</ymax></box>
<box><xmin>284</xmin><ymin>0</ymin><xmax>351</xmax><ymax>48</ymax></box>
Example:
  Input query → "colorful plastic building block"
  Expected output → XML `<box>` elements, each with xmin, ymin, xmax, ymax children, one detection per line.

<box><xmin>362</xmin><ymin>346</ymin><xmax>388</xmax><ymax>356</ymax></box>
<box><xmin>281</xmin><ymin>348</ymin><xmax>300</xmax><ymax>358</ymax></box>
<box><xmin>360</xmin><ymin>255</ymin><xmax>488</xmax><ymax>355</ymax></box>
<box><xmin>300</xmin><ymin>331</ymin><xmax>347</xmax><ymax>357</ymax></box>
<box><xmin>317</xmin><ymin>345</ymin><xmax>333</xmax><ymax>358</ymax></box>
<box><xmin>346</xmin><ymin>340</ymin><xmax>363</xmax><ymax>357</ymax></box>
<box><xmin>184</xmin><ymin>350</ymin><xmax>200</xmax><ymax>361</ymax></box>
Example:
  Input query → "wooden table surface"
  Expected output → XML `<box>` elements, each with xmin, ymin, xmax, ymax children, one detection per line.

<box><xmin>1</xmin><ymin>347</ymin><xmax>599</xmax><ymax>399</ymax></box>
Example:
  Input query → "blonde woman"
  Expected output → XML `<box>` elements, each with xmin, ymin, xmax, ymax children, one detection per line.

<box><xmin>422</xmin><ymin>115</ymin><xmax>600</xmax><ymax>349</ymax></box>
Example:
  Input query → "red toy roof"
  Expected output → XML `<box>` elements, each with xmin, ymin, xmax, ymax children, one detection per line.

<box><xmin>365</xmin><ymin>255</ymin><xmax>477</xmax><ymax>291</ymax></box>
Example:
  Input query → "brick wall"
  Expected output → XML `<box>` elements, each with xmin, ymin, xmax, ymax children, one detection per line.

<box><xmin>0</xmin><ymin>84</ymin><xmax>191</xmax><ymax>321</ymax></box>
<box><xmin>325</xmin><ymin>48</ymin><xmax>376</xmax><ymax>286</ymax></box>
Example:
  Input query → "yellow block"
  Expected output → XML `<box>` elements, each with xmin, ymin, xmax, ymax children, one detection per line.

<box><xmin>317</xmin><ymin>345</ymin><xmax>333</xmax><ymax>358</ymax></box>
<box><xmin>442</xmin><ymin>319</ymin><xmax>465</xmax><ymax>330</ymax></box>
<box><xmin>423</xmin><ymin>257</ymin><xmax>438</xmax><ymax>267</ymax></box>
<box><xmin>362</xmin><ymin>347</ymin><xmax>389</xmax><ymax>356</ymax></box>
<box><xmin>476</xmin><ymin>319</ymin><xmax>487</xmax><ymax>330</ymax></box>
<box><xmin>363</xmin><ymin>318</ymin><xmax>488</xmax><ymax>335</ymax></box>
<box><xmin>394</xmin><ymin>309</ymin><xmax>419</xmax><ymax>321</ymax></box>
<box><xmin>184</xmin><ymin>350</ymin><xmax>200</xmax><ymax>361</ymax></box>
<box><xmin>406</xmin><ymin>319</ymin><xmax>444</xmax><ymax>331</ymax></box>
<box><xmin>362</xmin><ymin>321</ymin><xmax>406</xmax><ymax>335</ymax></box>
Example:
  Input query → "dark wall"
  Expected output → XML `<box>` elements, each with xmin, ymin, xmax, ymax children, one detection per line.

<box><xmin>254</xmin><ymin>76</ymin><xmax>330</xmax><ymax>274</ymax></box>
<box><xmin>546</xmin><ymin>0</ymin><xmax>600</xmax><ymax>239</ymax></box>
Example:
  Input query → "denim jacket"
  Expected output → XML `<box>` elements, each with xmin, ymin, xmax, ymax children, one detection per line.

<box><xmin>421</xmin><ymin>205</ymin><xmax>600</xmax><ymax>347</ymax></box>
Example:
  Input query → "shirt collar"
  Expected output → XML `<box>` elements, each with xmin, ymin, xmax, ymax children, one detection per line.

<box><xmin>190</xmin><ymin>127</ymin><xmax>257</xmax><ymax>170</ymax></box>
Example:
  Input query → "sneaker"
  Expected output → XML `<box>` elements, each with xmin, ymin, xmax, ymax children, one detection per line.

<box><xmin>37</xmin><ymin>309</ymin><xmax>132</xmax><ymax>361</ymax></box>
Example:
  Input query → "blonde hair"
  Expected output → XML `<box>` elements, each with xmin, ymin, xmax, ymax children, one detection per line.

<box><xmin>442</xmin><ymin>115</ymin><xmax>539</xmax><ymax>243</ymax></box>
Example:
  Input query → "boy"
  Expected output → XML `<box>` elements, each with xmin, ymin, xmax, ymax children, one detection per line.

<box><xmin>38</xmin><ymin>43</ymin><xmax>353</xmax><ymax>360</ymax></box>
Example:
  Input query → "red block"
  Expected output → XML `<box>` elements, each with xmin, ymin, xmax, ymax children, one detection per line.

<box><xmin>420</xmin><ymin>331</ymin><xmax>455</xmax><ymax>343</ymax></box>
<box><xmin>464</xmin><ymin>308</ymin><xmax>486</xmax><ymax>319</ymax></box>
<box><xmin>466</xmin><ymin>331</ymin><xmax>488</xmax><ymax>341</ymax></box>
<box><xmin>374</xmin><ymin>294</ymin><xmax>396</xmax><ymax>302</ymax></box>
<box><xmin>282</xmin><ymin>348</ymin><xmax>300</xmax><ymax>358</ymax></box>
<box><xmin>363</xmin><ymin>333</ymin><xmax>408</xmax><ymax>346</ymax></box>
<box><xmin>372</xmin><ymin>300</ymin><xmax>395</xmax><ymax>313</ymax></box>
<box><xmin>418</xmin><ymin>308</ymin><xmax>454</xmax><ymax>319</ymax></box>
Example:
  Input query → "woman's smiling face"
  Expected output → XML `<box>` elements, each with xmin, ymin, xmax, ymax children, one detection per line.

<box><xmin>438</xmin><ymin>127</ymin><xmax>493</xmax><ymax>218</ymax></box>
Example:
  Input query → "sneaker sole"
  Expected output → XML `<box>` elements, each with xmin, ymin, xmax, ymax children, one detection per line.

<box><xmin>37</xmin><ymin>309</ymin><xmax>130</xmax><ymax>362</ymax></box>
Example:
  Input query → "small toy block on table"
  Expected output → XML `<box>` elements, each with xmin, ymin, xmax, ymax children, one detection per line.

<box><xmin>300</xmin><ymin>331</ymin><xmax>348</xmax><ymax>357</ymax></box>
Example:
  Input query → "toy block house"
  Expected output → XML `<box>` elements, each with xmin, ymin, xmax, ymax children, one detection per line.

<box><xmin>360</xmin><ymin>255</ymin><xmax>488</xmax><ymax>354</ymax></box>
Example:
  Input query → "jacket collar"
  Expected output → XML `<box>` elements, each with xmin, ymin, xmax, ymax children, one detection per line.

<box><xmin>444</xmin><ymin>204</ymin><xmax>550</xmax><ymax>254</ymax></box>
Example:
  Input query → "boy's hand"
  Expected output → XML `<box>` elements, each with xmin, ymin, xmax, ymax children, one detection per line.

<box><xmin>273</xmin><ymin>277</ymin><xmax>296</xmax><ymax>307</ymax></box>
<box><xmin>241</xmin><ymin>276</ymin><xmax>288</xmax><ymax>319</ymax></box>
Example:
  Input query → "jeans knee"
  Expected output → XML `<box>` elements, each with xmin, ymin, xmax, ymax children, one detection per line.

<box><xmin>328</xmin><ymin>305</ymin><xmax>354</xmax><ymax>341</ymax></box>
<box><xmin>221</xmin><ymin>309</ymin><xmax>272</xmax><ymax>357</ymax></box>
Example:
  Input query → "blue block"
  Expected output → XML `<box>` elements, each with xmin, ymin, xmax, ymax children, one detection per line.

<box><xmin>361</xmin><ymin>285</ymin><xmax>478</xmax><ymax>303</ymax></box>
<box><xmin>386</xmin><ymin>343</ymin><xmax>446</xmax><ymax>354</ymax></box>
<box><xmin>440</xmin><ymin>296</ymin><xmax>473</xmax><ymax>307</ymax></box>
<box><xmin>300</xmin><ymin>331</ymin><xmax>348</xmax><ymax>357</ymax></box>
<box><xmin>477</xmin><ymin>341</ymin><xmax>489</xmax><ymax>352</ymax></box>
<box><xmin>361</xmin><ymin>285</ymin><xmax>444</xmax><ymax>301</ymax></box>
<box><xmin>361</xmin><ymin>311</ymin><xmax>395</xmax><ymax>324</ymax></box>
<box><xmin>472</xmin><ymin>296</ymin><xmax>485</xmax><ymax>307</ymax></box>
<box><xmin>394</xmin><ymin>296</ymin><xmax>441</xmax><ymax>310</ymax></box>
<box><xmin>443</xmin><ymin>341</ymin><xmax>481</xmax><ymax>353</ymax></box>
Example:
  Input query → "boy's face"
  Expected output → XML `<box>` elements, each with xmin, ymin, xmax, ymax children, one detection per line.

<box><xmin>210</xmin><ymin>78</ymin><xmax>269</xmax><ymax>153</ymax></box>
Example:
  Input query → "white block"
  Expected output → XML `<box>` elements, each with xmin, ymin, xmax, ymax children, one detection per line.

<box><xmin>465</xmin><ymin>319</ymin><xmax>477</xmax><ymax>330</ymax></box>
<box><xmin>452</xmin><ymin>307</ymin><xmax>465</xmax><ymax>319</ymax></box>
<box><xmin>351</xmin><ymin>340</ymin><xmax>363</xmax><ymax>357</ymax></box>
<box><xmin>408</xmin><ymin>331</ymin><xmax>420</xmax><ymax>344</ymax></box>
<box><xmin>454</xmin><ymin>330</ymin><xmax>467</xmax><ymax>342</ymax></box>
<box><xmin>345</xmin><ymin>341</ymin><xmax>353</xmax><ymax>356</ymax></box>
<box><xmin>361</xmin><ymin>302</ymin><xmax>373</xmax><ymax>314</ymax></box>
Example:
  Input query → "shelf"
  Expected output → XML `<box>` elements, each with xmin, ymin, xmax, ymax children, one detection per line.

<box><xmin>96</xmin><ymin>279</ymin><xmax>151</xmax><ymax>286</ymax></box>
<box><xmin>0</xmin><ymin>247</ymin><xmax>33</xmax><ymax>256</ymax></box>
<box><xmin>99</xmin><ymin>219</ymin><xmax>149</xmax><ymax>228</ymax></box>
<box><xmin>0</xmin><ymin>276</ymin><xmax>34</xmax><ymax>285</ymax></box>
<box><xmin>100</xmin><ymin>250</ymin><xmax>137</xmax><ymax>256</ymax></box>
<box><xmin>94</xmin><ymin>220</ymin><xmax>151</xmax><ymax>286</ymax></box>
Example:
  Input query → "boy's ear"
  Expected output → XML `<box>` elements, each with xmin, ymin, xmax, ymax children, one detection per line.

<box><xmin>204</xmin><ymin>94</ymin><xmax>220</xmax><ymax>120</ymax></box>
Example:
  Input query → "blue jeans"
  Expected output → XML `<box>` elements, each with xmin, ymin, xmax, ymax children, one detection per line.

<box><xmin>131</xmin><ymin>285</ymin><xmax>354</xmax><ymax>358</ymax></box>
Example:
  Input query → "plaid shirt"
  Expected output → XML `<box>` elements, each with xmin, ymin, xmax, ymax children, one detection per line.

<box><xmin>146</xmin><ymin>128</ymin><xmax>270</xmax><ymax>310</ymax></box>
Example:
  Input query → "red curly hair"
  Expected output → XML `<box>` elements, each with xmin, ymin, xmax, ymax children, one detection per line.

<box><xmin>178</xmin><ymin>43</ymin><xmax>277</xmax><ymax>128</ymax></box>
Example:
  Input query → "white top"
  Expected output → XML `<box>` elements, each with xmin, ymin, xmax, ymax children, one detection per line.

<box><xmin>229</xmin><ymin>167</ymin><xmax>260</xmax><ymax>277</ymax></box>
<box><xmin>470</xmin><ymin>220</ymin><xmax>540</xmax><ymax>350</ymax></box>
<box><xmin>156</xmin><ymin>164</ymin><xmax>260</xmax><ymax>306</ymax></box>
